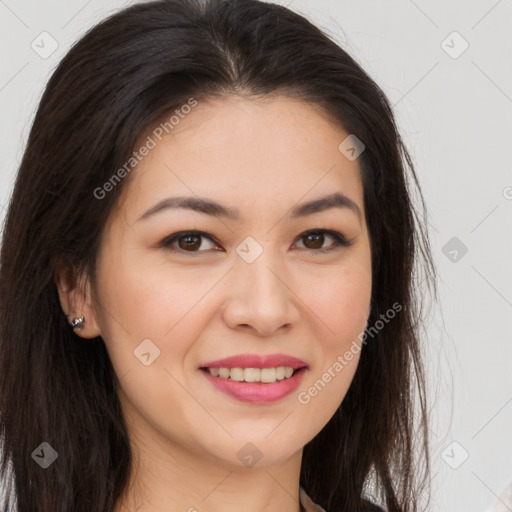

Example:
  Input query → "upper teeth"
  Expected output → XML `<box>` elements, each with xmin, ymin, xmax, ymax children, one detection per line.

<box><xmin>206</xmin><ymin>367</ymin><xmax>296</xmax><ymax>383</ymax></box>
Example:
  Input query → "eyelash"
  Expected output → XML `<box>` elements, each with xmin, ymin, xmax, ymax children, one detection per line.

<box><xmin>159</xmin><ymin>229</ymin><xmax>353</xmax><ymax>255</ymax></box>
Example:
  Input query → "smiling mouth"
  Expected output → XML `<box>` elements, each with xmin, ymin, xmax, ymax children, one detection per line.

<box><xmin>199</xmin><ymin>366</ymin><xmax>303</xmax><ymax>384</ymax></box>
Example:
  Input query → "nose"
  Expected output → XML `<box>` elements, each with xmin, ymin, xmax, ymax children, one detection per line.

<box><xmin>221</xmin><ymin>245</ymin><xmax>300</xmax><ymax>337</ymax></box>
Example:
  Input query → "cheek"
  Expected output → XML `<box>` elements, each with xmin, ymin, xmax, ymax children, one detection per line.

<box><xmin>295</xmin><ymin>264</ymin><xmax>371</xmax><ymax>414</ymax></box>
<box><xmin>94</xmin><ymin>258</ymin><xmax>210</xmax><ymax>431</ymax></box>
<box><xmin>306</xmin><ymin>263</ymin><xmax>372</xmax><ymax>346</ymax></box>
<box><xmin>91</xmin><ymin>251</ymin><xmax>203</xmax><ymax>386</ymax></box>
<box><xmin>101</xmin><ymin>254</ymin><xmax>211</xmax><ymax>341</ymax></box>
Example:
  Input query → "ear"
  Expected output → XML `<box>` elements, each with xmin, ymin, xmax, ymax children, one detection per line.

<box><xmin>54</xmin><ymin>263</ymin><xmax>102</xmax><ymax>339</ymax></box>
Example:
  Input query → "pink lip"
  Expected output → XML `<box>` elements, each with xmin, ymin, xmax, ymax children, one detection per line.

<box><xmin>200</xmin><ymin>366</ymin><xmax>308</xmax><ymax>404</ymax></box>
<box><xmin>199</xmin><ymin>353</ymin><xmax>308</xmax><ymax>369</ymax></box>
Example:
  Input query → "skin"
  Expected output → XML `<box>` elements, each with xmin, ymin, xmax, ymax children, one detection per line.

<box><xmin>55</xmin><ymin>94</ymin><xmax>372</xmax><ymax>512</ymax></box>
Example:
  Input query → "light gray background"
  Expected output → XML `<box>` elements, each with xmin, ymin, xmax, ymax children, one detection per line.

<box><xmin>1</xmin><ymin>1</ymin><xmax>511</xmax><ymax>511</ymax></box>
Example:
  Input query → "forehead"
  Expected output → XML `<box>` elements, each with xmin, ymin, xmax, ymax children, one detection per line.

<box><xmin>118</xmin><ymin>95</ymin><xmax>365</xmax><ymax>224</ymax></box>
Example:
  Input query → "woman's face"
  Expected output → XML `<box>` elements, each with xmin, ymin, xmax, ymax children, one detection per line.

<box><xmin>87</xmin><ymin>95</ymin><xmax>372</xmax><ymax>469</ymax></box>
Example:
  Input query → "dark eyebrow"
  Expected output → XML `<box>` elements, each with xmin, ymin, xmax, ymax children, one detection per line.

<box><xmin>136</xmin><ymin>192</ymin><xmax>362</xmax><ymax>223</ymax></box>
<box><xmin>289</xmin><ymin>192</ymin><xmax>362</xmax><ymax>222</ymax></box>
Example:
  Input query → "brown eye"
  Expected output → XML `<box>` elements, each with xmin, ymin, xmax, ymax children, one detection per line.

<box><xmin>295</xmin><ymin>230</ymin><xmax>351</xmax><ymax>253</ymax></box>
<box><xmin>161</xmin><ymin>231</ymin><xmax>218</xmax><ymax>252</ymax></box>
<box><xmin>160</xmin><ymin>229</ymin><xmax>351</xmax><ymax>256</ymax></box>
<box><xmin>302</xmin><ymin>231</ymin><xmax>325</xmax><ymax>249</ymax></box>
<box><xmin>178</xmin><ymin>234</ymin><xmax>201</xmax><ymax>251</ymax></box>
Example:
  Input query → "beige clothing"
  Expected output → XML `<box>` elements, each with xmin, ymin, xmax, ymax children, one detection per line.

<box><xmin>299</xmin><ymin>486</ymin><xmax>328</xmax><ymax>512</ymax></box>
<box><xmin>490</xmin><ymin>480</ymin><xmax>512</xmax><ymax>512</ymax></box>
<box><xmin>299</xmin><ymin>486</ymin><xmax>385</xmax><ymax>512</ymax></box>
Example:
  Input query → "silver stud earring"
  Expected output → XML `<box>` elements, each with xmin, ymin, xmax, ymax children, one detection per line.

<box><xmin>69</xmin><ymin>316</ymin><xmax>85</xmax><ymax>332</ymax></box>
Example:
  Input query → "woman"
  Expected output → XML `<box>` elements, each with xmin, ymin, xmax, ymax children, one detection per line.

<box><xmin>0</xmin><ymin>0</ymin><xmax>436</xmax><ymax>511</ymax></box>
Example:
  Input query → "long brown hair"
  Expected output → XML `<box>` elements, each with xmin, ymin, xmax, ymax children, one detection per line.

<box><xmin>0</xmin><ymin>0</ymin><xmax>436</xmax><ymax>510</ymax></box>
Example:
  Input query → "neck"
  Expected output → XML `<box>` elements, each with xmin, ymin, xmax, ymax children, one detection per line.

<box><xmin>113</xmin><ymin>413</ymin><xmax>305</xmax><ymax>512</ymax></box>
